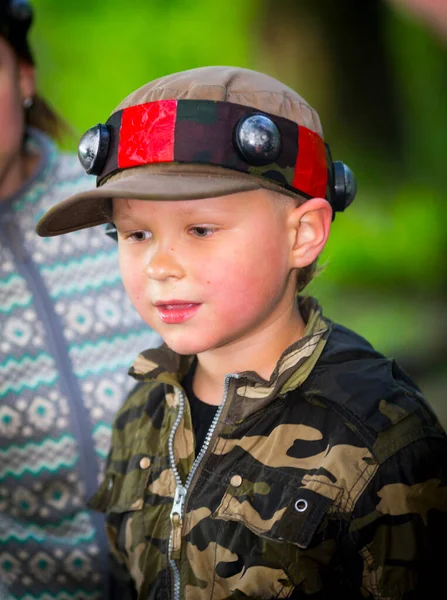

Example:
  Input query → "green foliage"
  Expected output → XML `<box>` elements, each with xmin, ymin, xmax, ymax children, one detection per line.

<box><xmin>384</xmin><ymin>7</ymin><xmax>447</xmax><ymax>190</ymax></box>
<box><xmin>318</xmin><ymin>184</ymin><xmax>445</xmax><ymax>292</ymax></box>
<box><xmin>30</xmin><ymin>0</ymin><xmax>256</xmax><ymax>140</ymax></box>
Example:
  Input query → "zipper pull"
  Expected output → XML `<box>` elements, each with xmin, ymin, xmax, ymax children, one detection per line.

<box><xmin>170</xmin><ymin>485</ymin><xmax>186</xmax><ymax>560</ymax></box>
<box><xmin>170</xmin><ymin>485</ymin><xmax>186</xmax><ymax>519</ymax></box>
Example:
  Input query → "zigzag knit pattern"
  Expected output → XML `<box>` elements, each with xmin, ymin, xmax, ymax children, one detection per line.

<box><xmin>0</xmin><ymin>130</ymin><xmax>161</xmax><ymax>600</ymax></box>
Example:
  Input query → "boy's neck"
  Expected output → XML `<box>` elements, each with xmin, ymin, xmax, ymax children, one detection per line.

<box><xmin>193</xmin><ymin>303</ymin><xmax>306</xmax><ymax>406</ymax></box>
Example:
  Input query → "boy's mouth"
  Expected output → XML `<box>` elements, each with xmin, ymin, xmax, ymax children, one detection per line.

<box><xmin>154</xmin><ymin>301</ymin><xmax>201</xmax><ymax>324</ymax></box>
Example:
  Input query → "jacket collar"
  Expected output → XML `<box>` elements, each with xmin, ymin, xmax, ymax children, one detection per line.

<box><xmin>129</xmin><ymin>297</ymin><xmax>331</xmax><ymax>417</ymax></box>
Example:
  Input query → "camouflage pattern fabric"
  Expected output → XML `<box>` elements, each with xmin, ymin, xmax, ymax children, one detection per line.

<box><xmin>89</xmin><ymin>297</ymin><xmax>447</xmax><ymax>599</ymax></box>
<box><xmin>174</xmin><ymin>100</ymin><xmax>303</xmax><ymax>192</ymax></box>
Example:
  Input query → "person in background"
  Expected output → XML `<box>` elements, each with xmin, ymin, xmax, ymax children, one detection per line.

<box><xmin>0</xmin><ymin>1</ymin><xmax>160</xmax><ymax>599</ymax></box>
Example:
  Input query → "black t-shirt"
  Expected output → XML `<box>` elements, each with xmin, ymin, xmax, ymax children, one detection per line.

<box><xmin>182</xmin><ymin>362</ymin><xmax>218</xmax><ymax>457</ymax></box>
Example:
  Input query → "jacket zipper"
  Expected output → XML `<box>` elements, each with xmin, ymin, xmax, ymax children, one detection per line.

<box><xmin>168</xmin><ymin>373</ymin><xmax>240</xmax><ymax>600</ymax></box>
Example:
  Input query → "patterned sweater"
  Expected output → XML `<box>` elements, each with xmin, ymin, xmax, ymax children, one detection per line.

<box><xmin>0</xmin><ymin>129</ymin><xmax>161</xmax><ymax>600</ymax></box>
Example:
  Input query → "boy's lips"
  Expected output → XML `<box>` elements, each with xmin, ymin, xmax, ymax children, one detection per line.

<box><xmin>154</xmin><ymin>301</ymin><xmax>201</xmax><ymax>324</ymax></box>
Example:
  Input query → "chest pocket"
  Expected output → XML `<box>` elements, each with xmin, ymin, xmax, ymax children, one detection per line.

<box><xmin>89</xmin><ymin>458</ymin><xmax>149</xmax><ymax>555</ymax></box>
<box><xmin>211</xmin><ymin>461</ymin><xmax>338</xmax><ymax>549</ymax></box>
<box><xmin>208</xmin><ymin>462</ymin><xmax>342</xmax><ymax>596</ymax></box>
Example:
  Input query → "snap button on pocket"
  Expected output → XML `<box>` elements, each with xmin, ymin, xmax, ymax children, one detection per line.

<box><xmin>230</xmin><ymin>474</ymin><xmax>243</xmax><ymax>488</ymax></box>
<box><xmin>294</xmin><ymin>498</ymin><xmax>308</xmax><ymax>513</ymax></box>
<box><xmin>139</xmin><ymin>457</ymin><xmax>151</xmax><ymax>470</ymax></box>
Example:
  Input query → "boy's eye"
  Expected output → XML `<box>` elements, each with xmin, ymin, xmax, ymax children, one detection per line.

<box><xmin>129</xmin><ymin>230</ymin><xmax>151</xmax><ymax>242</ymax></box>
<box><xmin>190</xmin><ymin>226</ymin><xmax>214</xmax><ymax>237</ymax></box>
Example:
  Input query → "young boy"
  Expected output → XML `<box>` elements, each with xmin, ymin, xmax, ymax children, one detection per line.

<box><xmin>36</xmin><ymin>66</ymin><xmax>447</xmax><ymax>600</ymax></box>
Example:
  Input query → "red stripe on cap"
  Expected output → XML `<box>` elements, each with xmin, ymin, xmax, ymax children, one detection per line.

<box><xmin>118</xmin><ymin>100</ymin><xmax>177</xmax><ymax>168</ymax></box>
<box><xmin>292</xmin><ymin>126</ymin><xmax>327</xmax><ymax>197</ymax></box>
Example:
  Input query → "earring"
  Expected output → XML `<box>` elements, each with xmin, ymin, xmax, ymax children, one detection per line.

<box><xmin>23</xmin><ymin>97</ymin><xmax>33</xmax><ymax>109</ymax></box>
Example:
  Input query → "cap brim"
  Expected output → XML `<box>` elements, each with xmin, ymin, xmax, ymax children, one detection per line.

<box><xmin>36</xmin><ymin>164</ymin><xmax>264</xmax><ymax>237</ymax></box>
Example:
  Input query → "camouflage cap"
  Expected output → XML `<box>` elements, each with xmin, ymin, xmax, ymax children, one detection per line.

<box><xmin>36</xmin><ymin>66</ymin><xmax>332</xmax><ymax>237</ymax></box>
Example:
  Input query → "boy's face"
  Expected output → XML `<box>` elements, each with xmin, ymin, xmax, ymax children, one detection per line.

<box><xmin>113</xmin><ymin>189</ymin><xmax>299</xmax><ymax>357</ymax></box>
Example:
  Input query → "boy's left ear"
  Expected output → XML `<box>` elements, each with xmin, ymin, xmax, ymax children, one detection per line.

<box><xmin>288</xmin><ymin>197</ymin><xmax>332</xmax><ymax>268</ymax></box>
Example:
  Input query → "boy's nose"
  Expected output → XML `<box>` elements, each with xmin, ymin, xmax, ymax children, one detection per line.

<box><xmin>146</xmin><ymin>246</ymin><xmax>184</xmax><ymax>281</ymax></box>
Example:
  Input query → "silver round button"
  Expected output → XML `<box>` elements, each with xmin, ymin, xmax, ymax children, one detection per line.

<box><xmin>294</xmin><ymin>498</ymin><xmax>308</xmax><ymax>513</ymax></box>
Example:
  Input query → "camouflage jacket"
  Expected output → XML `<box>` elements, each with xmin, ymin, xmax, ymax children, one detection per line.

<box><xmin>89</xmin><ymin>297</ymin><xmax>447</xmax><ymax>600</ymax></box>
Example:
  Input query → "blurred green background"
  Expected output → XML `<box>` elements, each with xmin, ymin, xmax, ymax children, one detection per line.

<box><xmin>30</xmin><ymin>0</ymin><xmax>447</xmax><ymax>425</ymax></box>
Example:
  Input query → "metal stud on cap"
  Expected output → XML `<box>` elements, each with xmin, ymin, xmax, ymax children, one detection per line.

<box><xmin>78</xmin><ymin>124</ymin><xmax>110</xmax><ymax>176</ymax></box>
<box><xmin>234</xmin><ymin>114</ymin><xmax>282</xmax><ymax>166</ymax></box>
<box><xmin>332</xmin><ymin>161</ymin><xmax>357</xmax><ymax>213</ymax></box>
